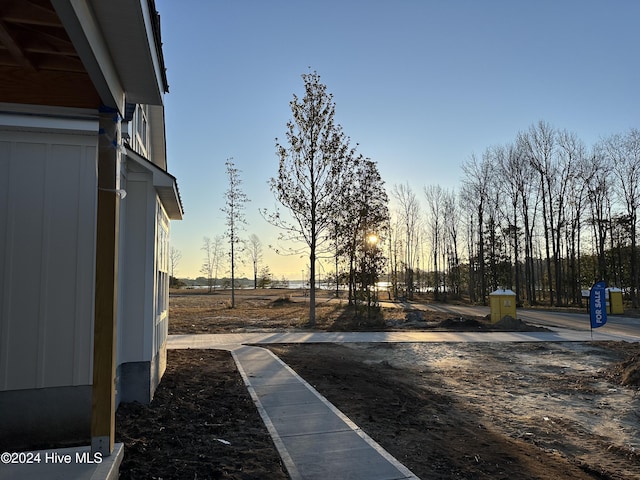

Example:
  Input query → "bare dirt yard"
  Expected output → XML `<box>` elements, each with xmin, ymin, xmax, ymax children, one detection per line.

<box><xmin>270</xmin><ymin>341</ymin><xmax>640</xmax><ymax>480</ymax></box>
<box><xmin>116</xmin><ymin>349</ymin><xmax>289</xmax><ymax>480</ymax></box>
<box><xmin>116</xmin><ymin>289</ymin><xmax>640</xmax><ymax>479</ymax></box>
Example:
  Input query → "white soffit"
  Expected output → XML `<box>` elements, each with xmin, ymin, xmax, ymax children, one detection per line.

<box><xmin>52</xmin><ymin>0</ymin><xmax>165</xmax><ymax>112</ymax></box>
<box><xmin>89</xmin><ymin>0</ymin><xmax>165</xmax><ymax>106</ymax></box>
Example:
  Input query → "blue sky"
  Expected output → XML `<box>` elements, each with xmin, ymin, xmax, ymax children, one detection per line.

<box><xmin>156</xmin><ymin>0</ymin><xmax>639</xmax><ymax>280</ymax></box>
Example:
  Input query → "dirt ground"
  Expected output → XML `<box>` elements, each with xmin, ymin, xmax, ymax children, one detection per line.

<box><xmin>115</xmin><ymin>289</ymin><xmax>640</xmax><ymax>479</ymax></box>
<box><xmin>167</xmin><ymin>288</ymin><xmax>543</xmax><ymax>334</ymax></box>
<box><xmin>270</xmin><ymin>342</ymin><xmax>640</xmax><ymax>480</ymax></box>
<box><xmin>167</xmin><ymin>288</ymin><xmax>404</xmax><ymax>333</ymax></box>
<box><xmin>116</xmin><ymin>349</ymin><xmax>288</xmax><ymax>480</ymax></box>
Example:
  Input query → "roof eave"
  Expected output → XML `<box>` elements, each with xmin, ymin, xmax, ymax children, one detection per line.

<box><xmin>52</xmin><ymin>0</ymin><xmax>168</xmax><ymax>113</ymax></box>
<box><xmin>125</xmin><ymin>146</ymin><xmax>183</xmax><ymax>220</ymax></box>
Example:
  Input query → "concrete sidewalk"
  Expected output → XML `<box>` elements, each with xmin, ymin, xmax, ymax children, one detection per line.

<box><xmin>168</xmin><ymin>326</ymin><xmax>637</xmax><ymax>350</ymax></box>
<box><xmin>231</xmin><ymin>345</ymin><xmax>417</xmax><ymax>480</ymax></box>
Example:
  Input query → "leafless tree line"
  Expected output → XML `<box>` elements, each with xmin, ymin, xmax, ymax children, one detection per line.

<box><xmin>387</xmin><ymin>121</ymin><xmax>640</xmax><ymax>308</ymax></box>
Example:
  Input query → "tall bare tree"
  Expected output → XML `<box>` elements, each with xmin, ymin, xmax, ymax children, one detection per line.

<box><xmin>442</xmin><ymin>188</ymin><xmax>461</xmax><ymax>297</ymax></box>
<box><xmin>603</xmin><ymin>128</ymin><xmax>640</xmax><ymax>306</ymax></box>
<box><xmin>246</xmin><ymin>234</ymin><xmax>263</xmax><ymax>289</ymax></box>
<box><xmin>586</xmin><ymin>146</ymin><xmax>613</xmax><ymax>283</ymax></box>
<box><xmin>494</xmin><ymin>144</ymin><xmax>519</xmax><ymax>300</ymax></box>
<box><xmin>556</xmin><ymin>130</ymin><xmax>586</xmax><ymax>305</ymax></box>
<box><xmin>169</xmin><ymin>246</ymin><xmax>182</xmax><ymax>286</ymax></box>
<box><xmin>461</xmin><ymin>152</ymin><xmax>494</xmax><ymax>304</ymax></box>
<box><xmin>201</xmin><ymin>236</ymin><xmax>221</xmax><ymax>293</ymax></box>
<box><xmin>222</xmin><ymin>158</ymin><xmax>249</xmax><ymax>308</ymax></box>
<box><xmin>265</xmin><ymin>71</ymin><xmax>353</xmax><ymax>325</ymax></box>
<box><xmin>514</xmin><ymin>132</ymin><xmax>542</xmax><ymax>304</ymax></box>
<box><xmin>391</xmin><ymin>183</ymin><xmax>421</xmax><ymax>299</ymax></box>
<box><xmin>520</xmin><ymin>121</ymin><xmax>558</xmax><ymax>305</ymax></box>
<box><xmin>424</xmin><ymin>184</ymin><xmax>445</xmax><ymax>298</ymax></box>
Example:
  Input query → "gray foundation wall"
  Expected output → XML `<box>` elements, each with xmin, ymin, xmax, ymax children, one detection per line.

<box><xmin>117</xmin><ymin>346</ymin><xmax>166</xmax><ymax>405</ymax></box>
<box><xmin>0</xmin><ymin>385</ymin><xmax>92</xmax><ymax>451</ymax></box>
<box><xmin>0</xmin><ymin>349</ymin><xmax>166</xmax><ymax>451</ymax></box>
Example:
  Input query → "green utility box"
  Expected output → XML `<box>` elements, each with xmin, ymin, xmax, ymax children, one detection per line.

<box><xmin>608</xmin><ymin>288</ymin><xmax>624</xmax><ymax>314</ymax></box>
<box><xmin>489</xmin><ymin>288</ymin><xmax>517</xmax><ymax>323</ymax></box>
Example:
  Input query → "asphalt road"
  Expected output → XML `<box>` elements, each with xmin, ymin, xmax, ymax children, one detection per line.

<box><xmin>405</xmin><ymin>301</ymin><xmax>640</xmax><ymax>342</ymax></box>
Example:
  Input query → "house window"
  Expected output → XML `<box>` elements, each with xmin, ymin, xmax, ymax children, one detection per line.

<box><xmin>155</xmin><ymin>203</ymin><xmax>170</xmax><ymax>349</ymax></box>
<box><xmin>134</xmin><ymin>105</ymin><xmax>149</xmax><ymax>158</ymax></box>
<box><xmin>155</xmin><ymin>205</ymin><xmax>169</xmax><ymax>313</ymax></box>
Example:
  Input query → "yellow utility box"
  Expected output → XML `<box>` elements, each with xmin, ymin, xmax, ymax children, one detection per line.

<box><xmin>607</xmin><ymin>288</ymin><xmax>624</xmax><ymax>314</ymax></box>
<box><xmin>489</xmin><ymin>288</ymin><xmax>517</xmax><ymax>323</ymax></box>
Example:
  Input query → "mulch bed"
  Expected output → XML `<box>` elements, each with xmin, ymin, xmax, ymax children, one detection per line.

<box><xmin>116</xmin><ymin>349</ymin><xmax>288</xmax><ymax>480</ymax></box>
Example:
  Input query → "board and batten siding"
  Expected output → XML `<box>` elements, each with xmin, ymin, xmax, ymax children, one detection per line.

<box><xmin>115</xmin><ymin>161</ymin><xmax>170</xmax><ymax>403</ymax></box>
<box><xmin>0</xmin><ymin>125</ymin><xmax>98</xmax><ymax>391</ymax></box>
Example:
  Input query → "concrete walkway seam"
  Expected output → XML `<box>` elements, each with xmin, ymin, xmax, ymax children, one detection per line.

<box><xmin>232</xmin><ymin>345</ymin><xmax>419</xmax><ymax>480</ymax></box>
<box><xmin>231</xmin><ymin>347</ymin><xmax>303</xmax><ymax>480</ymax></box>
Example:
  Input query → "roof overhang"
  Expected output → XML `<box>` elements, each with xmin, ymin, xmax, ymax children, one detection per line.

<box><xmin>89</xmin><ymin>0</ymin><xmax>168</xmax><ymax>104</ymax></box>
<box><xmin>125</xmin><ymin>145</ymin><xmax>183</xmax><ymax>220</ymax></box>
<box><xmin>148</xmin><ymin>104</ymin><xmax>166</xmax><ymax>170</ymax></box>
<box><xmin>51</xmin><ymin>0</ymin><xmax>168</xmax><ymax>114</ymax></box>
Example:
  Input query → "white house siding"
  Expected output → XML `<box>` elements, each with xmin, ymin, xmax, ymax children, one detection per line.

<box><xmin>0</xmin><ymin>127</ymin><xmax>97</xmax><ymax>391</ymax></box>
<box><xmin>0</xmin><ymin>116</ymin><xmax>98</xmax><ymax>449</ymax></box>
<box><xmin>115</xmin><ymin>158</ymin><xmax>170</xmax><ymax>404</ymax></box>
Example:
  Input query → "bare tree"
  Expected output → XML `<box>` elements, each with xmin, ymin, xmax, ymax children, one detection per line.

<box><xmin>603</xmin><ymin>128</ymin><xmax>640</xmax><ymax>305</ymax></box>
<box><xmin>222</xmin><ymin>158</ymin><xmax>249</xmax><ymax>308</ymax></box>
<box><xmin>264</xmin><ymin>71</ymin><xmax>353</xmax><ymax>325</ymax></box>
<box><xmin>586</xmin><ymin>145</ymin><xmax>613</xmax><ymax>283</ymax></box>
<box><xmin>495</xmin><ymin>143</ymin><xmax>522</xmax><ymax>301</ymax></box>
<box><xmin>424</xmin><ymin>184</ymin><xmax>445</xmax><ymax>298</ymax></box>
<box><xmin>451</xmin><ymin>122</ymin><xmax>639</xmax><ymax>306</ymax></box>
<box><xmin>246</xmin><ymin>234</ymin><xmax>263</xmax><ymax>289</ymax></box>
<box><xmin>387</xmin><ymin>212</ymin><xmax>403</xmax><ymax>299</ymax></box>
<box><xmin>442</xmin><ymin>188</ymin><xmax>461</xmax><ymax>297</ymax></box>
<box><xmin>169</xmin><ymin>246</ymin><xmax>182</xmax><ymax>286</ymax></box>
<box><xmin>461</xmin><ymin>152</ymin><xmax>494</xmax><ymax>304</ymax></box>
<box><xmin>520</xmin><ymin>121</ymin><xmax>558</xmax><ymax>305</ymax></box>
<box><xmin>556</xmin><ymin>130</ymin><xmax>586</xmax><ymax>305</ymax></box>
<box><xmin>514</xmin><ymin>133</ymin><xmax>542</xmax><ymax>305</ymax></box>
<box><xmin>391</xmin><ymin>183</ymin><xmax>421</xmax><ymax>299</ymax></box>
<box><xmin>201</xmin><ymin>237</ymin><xmax>215</xmax><ymax>293</ymax></box>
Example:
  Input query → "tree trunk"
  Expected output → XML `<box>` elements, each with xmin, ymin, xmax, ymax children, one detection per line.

<box><xmin>254</xmin><ymin>262</ymin><xmax>258</xmax><ymax>289</ymax></box>
<box><xmin>478</xmin><ymin>206</ymin><xmax>486</xmax><ymax>304</ymax></box>
<box><xmin>309</xmin><ymin>248</ymin><xmax>316</xmax><ymax>325</ymax></box>
<box><xmin>231</xmin><ymin>238</ymin><xmax>235</xmax><ymax>308</ymax></box>
<box><xmin>631</xmin><ymin>209</ymin><xmax>638</xmax><ymax>308</ymax></box>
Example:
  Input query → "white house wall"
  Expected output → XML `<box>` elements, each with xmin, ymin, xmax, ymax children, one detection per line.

<box><xmin>119</xmin><ymin>171</ymin><xmax>154</xmax><ymax>364</ymax></box>
<box><xmin>116</xmin><ymin>161</ymin><xmax>169</xmax><ymax>403</ymax></box>
<box><xmin>0</xmin><ymin>126</ymin><xmax>98</xmax><ymax>391</ymax></box>
<box><xmin>153</xmin><ymin>199</ymin><xmax>170</xmax><ymax>386</ymax></box>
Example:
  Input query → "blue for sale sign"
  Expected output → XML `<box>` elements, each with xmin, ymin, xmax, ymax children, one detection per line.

<box><xmin>589</xmin><ymin>281</ymin><xmax>607</xmax><ymax>329</ymax></box>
